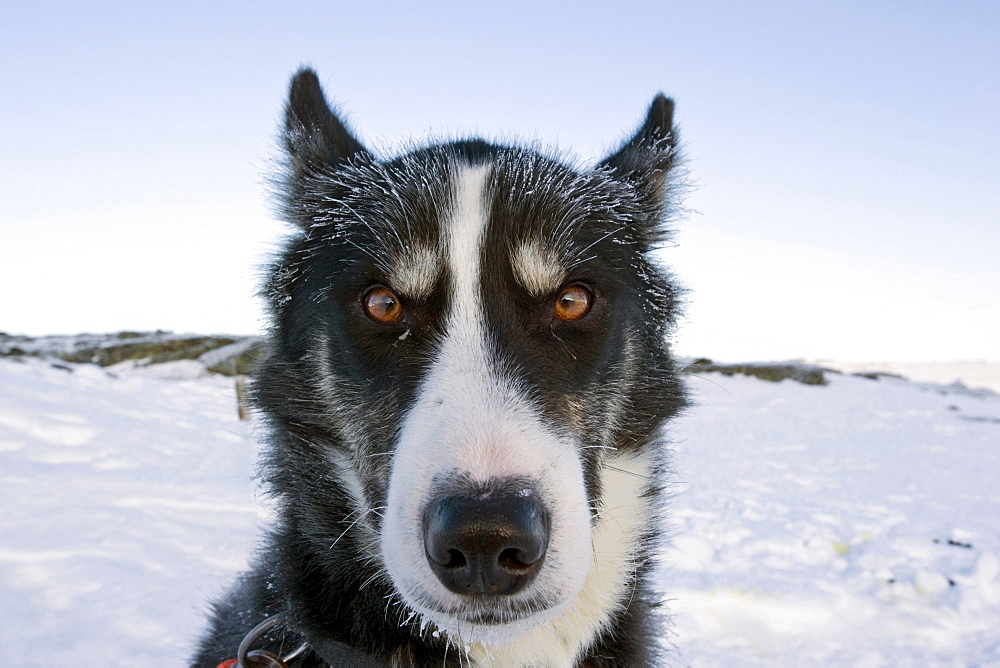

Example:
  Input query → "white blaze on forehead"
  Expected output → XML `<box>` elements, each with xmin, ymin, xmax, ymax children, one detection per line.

<box><xmin>381</xmin><ymin>162</ymin><xmax>594</xmax><ymax>640</ymax></box>
<box><xmin>445</xmin><ymin>164</ymin><xmax>490</xmax><ymax>334</ymax></box>
<box><xmin>386</xmin><ymin>244</ymin><xmax>441</xmax><ymax>300</ymax></box>
<box><xmin>513</xmin><ymin>240</ymin><xmax>568</xmax><ymax>296</ymax></box>
<box><xmin>433</xmin><ymin>163</ymin><xmax>533</xmax><ymax>481</ymax></box>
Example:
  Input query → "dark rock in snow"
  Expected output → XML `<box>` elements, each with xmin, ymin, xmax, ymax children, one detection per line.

<box><xmin>683</xmin><ymin>359</ymin><xmax>833</xmax><ymax>386</ymax></box>
<box><xmin>0</xmin><ymin>331</ymin><xmax>264</xmax><ymax>376</ymax></box>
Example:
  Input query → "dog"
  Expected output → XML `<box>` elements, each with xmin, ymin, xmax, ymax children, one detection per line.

<box><xmin>193</xmin><ymin>68</ymin><xmax>686</xmax><ymax>667</ymax></box>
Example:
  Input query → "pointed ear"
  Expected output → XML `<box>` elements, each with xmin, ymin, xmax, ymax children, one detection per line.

<box><xmin>283</xmin><ymin>67</ymin><xmax>368</xmax><ymax>173</ymax></box>
<box><xmin>598</xmin><ymin>94</ymin><xmax>678</xmax><ymax>202</ymax></box>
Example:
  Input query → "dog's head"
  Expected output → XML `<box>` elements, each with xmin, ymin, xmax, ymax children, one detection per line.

<box><xmin>258</xmin><ymin>68</ymin><xmax>685</xmax><ymax>652</ymax></box>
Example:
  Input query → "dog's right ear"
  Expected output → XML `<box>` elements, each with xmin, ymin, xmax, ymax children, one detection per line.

<box><xmin>284</xmin><ymin>67</ymin><xmax>368</xmax><ymax>173</ymax></box>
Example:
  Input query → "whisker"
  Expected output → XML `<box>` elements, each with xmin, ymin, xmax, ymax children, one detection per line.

<box><xmin>604</xmin><ymin>464</ymin><xmax>653</xmax><ymax>479</ymax></box>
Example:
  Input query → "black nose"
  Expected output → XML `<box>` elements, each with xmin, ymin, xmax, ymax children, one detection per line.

<box><xmin>423</xmin><ymin>491</ymin><xmax>549</xmax><ymax>596</ymax></box>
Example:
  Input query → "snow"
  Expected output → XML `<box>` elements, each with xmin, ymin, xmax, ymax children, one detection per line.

<box><xmin>665</xmin><ymin>371</ymin><xmax>1000</xmax><ymax>665</ymax></box>
<box><xmin>1</xmin><ymin>355</ymin><xmax>998</xmax><ymax>665</ymax></box>
<box><xmin>0</xmin><ymin>359</ymin><xmax>265</xmax><ymax>665</ymax></box>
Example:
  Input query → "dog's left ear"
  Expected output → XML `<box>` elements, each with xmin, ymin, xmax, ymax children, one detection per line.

<box><xmin>598</xmin><ymin>94</ymin><xmax>678</xmax><ymax>207</ymax></box>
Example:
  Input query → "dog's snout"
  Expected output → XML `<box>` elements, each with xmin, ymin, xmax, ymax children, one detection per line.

<box><xmin>423</xmin><ymin>491</ymin><xmax>548</xmax><ymax>597</ymax></box>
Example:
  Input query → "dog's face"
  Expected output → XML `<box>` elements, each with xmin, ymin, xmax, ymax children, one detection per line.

<box><xmin>259</xmin><ymin>70</ymin><xmax>684</xmax><ymax>652</ymax></box>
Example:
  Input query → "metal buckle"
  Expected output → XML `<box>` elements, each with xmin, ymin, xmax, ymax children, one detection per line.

<box><xmin>237</xmin><ymin>614</ymin><xmax>310</xmax><ymax>667</ymax></box>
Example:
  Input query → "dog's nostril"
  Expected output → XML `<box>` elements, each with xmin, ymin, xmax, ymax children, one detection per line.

<box><xmin>444</xmin><ymin>548</ymin><xmax>467</xmax><ymax>569</ymax></box>
<box><xmin>498</xmin><ymin>547</ymin><xmax>535</xmax><ymax>572</ymax></box>
<box><xmin>423</xmin><ymin>490</ymin><xmax>549</xmax><ymax>596</ymax></box>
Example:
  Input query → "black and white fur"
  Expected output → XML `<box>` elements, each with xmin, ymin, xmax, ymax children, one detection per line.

<box><xmin>194</xmin><ymin>68</ymin><xmax>686</xmax><ymax>667</ymax></box>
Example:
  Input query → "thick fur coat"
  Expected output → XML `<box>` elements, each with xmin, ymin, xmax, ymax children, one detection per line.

<box><xmin>193</xmin><ymin>69</ymin><xmax>686</xmax><ymax>667</ymax></box>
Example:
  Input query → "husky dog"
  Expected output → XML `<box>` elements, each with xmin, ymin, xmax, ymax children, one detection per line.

<box><xmin>194</xmin><ymin>68</ymin><xmax>686</xmax><ymax>667</ymax></box>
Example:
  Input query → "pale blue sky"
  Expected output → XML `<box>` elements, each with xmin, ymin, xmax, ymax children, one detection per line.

<box><xmin>2</xmin><ymin>1</ymin><xmax>997</xmax><ymax>361</ymax></box>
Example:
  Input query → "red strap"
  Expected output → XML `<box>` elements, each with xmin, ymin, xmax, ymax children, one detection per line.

<box><xmin>217</xmin><ymin>660</ymin><xmax>239</xmax><ymax>668</ymax></box>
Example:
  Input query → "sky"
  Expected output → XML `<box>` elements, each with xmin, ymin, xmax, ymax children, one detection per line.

<box><xmin>2</xmin><ymin>1</ymin><xmax>998</xmax><ymax>362</ymax></box>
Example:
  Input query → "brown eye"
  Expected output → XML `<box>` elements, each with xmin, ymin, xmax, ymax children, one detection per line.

<box><xmin>554</xmin><ymin>284</ymin><xmax>592</xmax><ymax>321</ymax></box>
<box><xmin>364</xmin><ymin>286</ymin><xmax>404</xmax><ymax>324</ymax></box>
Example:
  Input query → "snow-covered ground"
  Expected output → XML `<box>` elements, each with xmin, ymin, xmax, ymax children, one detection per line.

<box><xmin>0</xmin><ymin>359</ymin><xmax>263</xmax><ymax>666</ymax></box>
<box><xmin>1</xmin><ymin>355</ymin><xmax>998</xmax><ymax>665</ymax></box>
<box><xmin>666</xmin><ymin>370</ymin><xmax>1000</xmax><ymax>666</ymax></box>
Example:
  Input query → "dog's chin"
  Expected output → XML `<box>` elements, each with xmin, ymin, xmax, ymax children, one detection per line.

<box><xmin>421</xmin><ymin>600</ymin><xmax>564</xmax><ymax>646</ymax></box>
<box><xmin>393</xmin><ymin>582</ymin><xmax>570</xmax><ymax>645</ymax></box>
